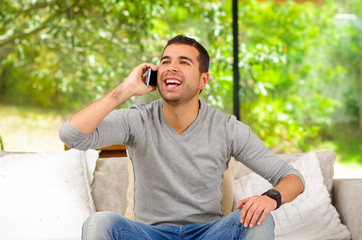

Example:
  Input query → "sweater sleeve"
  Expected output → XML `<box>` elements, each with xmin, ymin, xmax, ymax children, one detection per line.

<box><xmin>59</xmin><ymin>108</ymin><xmax>136</xmax><ymax>150</ymax></box>
<box><xmin>227</xmin><ymin>116</ymin><xmax>305</xmax><ymax>188</ymax></box>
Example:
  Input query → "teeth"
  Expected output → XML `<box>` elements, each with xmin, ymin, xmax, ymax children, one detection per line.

<box><xmin>166</xmin><ymin>80</ymin><xmax>181</xmax><ymax>85</ymax></box>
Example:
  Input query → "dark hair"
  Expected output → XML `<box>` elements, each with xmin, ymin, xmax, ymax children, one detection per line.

<box><xmin>162</xmin><ymin>35</ymin><xmax>210</xmax><ymax>73</ymax></box>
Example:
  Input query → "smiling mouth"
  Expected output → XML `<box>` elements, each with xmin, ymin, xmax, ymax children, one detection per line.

<box><xmin>165</xmin><ymin>79</ymin><xmax>182</xmax><ymax>87</ymax></box>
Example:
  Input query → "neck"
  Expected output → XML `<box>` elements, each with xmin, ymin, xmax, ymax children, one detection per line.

<box><xmin>162</xmin><ymin>99</ymin><xmax>200</xmax><ymax>135</ymax></box>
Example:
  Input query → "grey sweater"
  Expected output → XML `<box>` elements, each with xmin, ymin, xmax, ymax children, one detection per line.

<box><xmin>59</xmin><ymin>99</ymin><xmax>304</xmax><ymax>226</ymax></box>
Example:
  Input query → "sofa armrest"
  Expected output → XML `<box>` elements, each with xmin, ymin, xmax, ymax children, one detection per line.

<box><xmin>333</xmin><ymin>179</ymin><xmax>362</xmax><ymax>239</ymax></box>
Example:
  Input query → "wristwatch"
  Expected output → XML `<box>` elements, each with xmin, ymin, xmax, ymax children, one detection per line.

<box><xmin>262</xmin><ymin>189</ymin><xmax>282</xmax><ymax>210</ymax></box>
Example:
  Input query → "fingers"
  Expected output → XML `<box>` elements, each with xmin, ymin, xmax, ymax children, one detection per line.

<box><xmin>236</xmin><ymin>198</ymin><xmax>246</xmax><ymax>209</ymax></box>
<box><xmin>257</xmin><ymin>210</ymin><xmax>270</xmax><ymax>226</ymax></box>
<box><xmin>139</xmin><ymin>63</ymin><xmax>159</xmax><ymax>73</ymax></box>
<box><xmin>237</xmin><ymin>196</ymin><xmax>274</xmax><ymax>228</ymax></box>
<box><xmin>124</xmin><ymin>63</ymin><xmax>158</xmax><ymax>96</ymax></box>
<box><xmin>128</xmin><ymin>63</ymin><xmax>158</xmax><ymax>81</ymax></box>
<box><xmin>239</xmin><ymin>198</ymin><xmax>261</xmax><ymax>228</ymax></box>
<box><xmin>245</xmin><ymin>202</ymin><xmax>261</xmax><ymax>228</ymax></box>
<box><xmin>238</xmin><ymin>197</ymin><xmax>251</xmax><ymax>225</ymax></box>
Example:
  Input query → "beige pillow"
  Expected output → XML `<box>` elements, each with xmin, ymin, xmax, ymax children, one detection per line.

<box><xmin>124</xmin><ymin>157</ymin><xmax>135</xmax><ymax>220</ymax></box>
<box><xmin>91</xmin><ymin>157</ymin><xmax>129</xmax><ymax>216</ymax></box>
<box><xmin>221</xmin><ymin>157</ymin><xmax>237</xmax><ymax>216</ymax></box>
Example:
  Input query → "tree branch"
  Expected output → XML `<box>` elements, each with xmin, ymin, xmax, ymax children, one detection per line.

<box><xmin>4</xmin><ymin>0</ymin><xmax>57</xmax><ymax>26</ymax></box>
<box><xmin>0</xmin><ymin>13</ymin><xmax>58</xmax><ymax>48</ymax></box>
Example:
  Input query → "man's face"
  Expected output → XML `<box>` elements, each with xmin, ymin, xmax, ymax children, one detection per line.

<box><xmin>157</xmin><ymin>44</ymin><xmax>208</xmax><ymax>105</ymax></box>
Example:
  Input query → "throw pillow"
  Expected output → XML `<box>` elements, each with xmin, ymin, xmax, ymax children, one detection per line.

<box><xmin>0</xmin><ymin>149</ymin><xmax>98</xmax><ymax>240</ymax></box>
<box><xmin>91</xmin><ymin>156</ymin><xmax>129</xmax><ymax>216</ymax></box>
<box><xmin>233</xmin><ymin>151</ymin><xmax>351</xmax><ymax>240</ymax></box>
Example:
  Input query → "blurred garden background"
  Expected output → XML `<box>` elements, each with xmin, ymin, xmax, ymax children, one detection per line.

<box><xmin>0</xmin><ymin>0</ymin><xmax>361</xmax><ymax>176</ymax></box>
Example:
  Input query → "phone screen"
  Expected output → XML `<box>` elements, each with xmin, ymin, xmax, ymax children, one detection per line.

<box><xmin>145</xmin><ymin>68</ymin><xmax>158</xmax><ymax>87</ymax></box>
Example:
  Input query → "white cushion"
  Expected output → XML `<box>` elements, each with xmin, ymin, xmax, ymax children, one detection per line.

<box><xmin>233</xmin><ymin>151</ymin><xmax>351</xmax><ymax>240</ymax></box>
<box><xmin>0</xmin><ymin>149</ymin><xmax>98</xmax><ymax>240</ymax></box>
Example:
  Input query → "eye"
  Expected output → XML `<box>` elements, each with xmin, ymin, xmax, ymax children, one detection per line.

<box><xmin>161</xmin><ymin>60</ymin><xmax>170</xmax><ymax>65</ymax></box>
<box><xmin>180</xmin><ymin>61</ymin><xmax>190</xmax><ymax>65</ymax></box>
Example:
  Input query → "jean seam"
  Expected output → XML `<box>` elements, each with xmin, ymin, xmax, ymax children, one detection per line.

<box><xmin>114</xmin><ymin>229</ymin><xmax>150</xmax><ymax>240</ymax></box>
<box><xmin>199</xmin><ymin>225</ymin><xmax>242</xmax><ymax>240</ymax></box>
<box><xmin>179</xmin><ymin>226</ymin><xmax>183</xmax><ymax>240</ymax></box>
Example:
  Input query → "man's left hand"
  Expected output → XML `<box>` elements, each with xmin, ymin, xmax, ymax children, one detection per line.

<box><xmin>236</xmin><ymin>195</ymin><xmax>276</xmax><ymax>228</ymax></box>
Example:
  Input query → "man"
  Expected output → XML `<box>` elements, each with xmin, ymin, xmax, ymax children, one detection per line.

<box><xmin>59</xmin><ymin>35</ymin><xmax>304</xmax><ymax>240</ymax></box>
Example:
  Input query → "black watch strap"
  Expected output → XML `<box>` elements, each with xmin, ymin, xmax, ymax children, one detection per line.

<box><xmin>262</xmin><ymin>189</ymin><xmax>282</xmax><ymax>210</ymax></box>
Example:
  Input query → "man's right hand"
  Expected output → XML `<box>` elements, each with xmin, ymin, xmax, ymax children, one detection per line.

<box><xmin>123</xmin><ymin>63</ymin><xmax>158</xmax><ymax>97</ymax></box>
<box><xmin>68</xmin><ymin>63</ymin><xmax>158</xmax><ymax>134</ymax></box>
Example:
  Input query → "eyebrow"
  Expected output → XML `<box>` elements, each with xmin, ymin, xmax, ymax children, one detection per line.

<box><xmin>161</xmin><ymin>56</ymin><xmax>194</xmax><ymax>64</ymax></box>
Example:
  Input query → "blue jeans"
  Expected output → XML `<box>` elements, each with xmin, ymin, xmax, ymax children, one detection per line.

<box><xmin>82</xmin><ymin>209</ymin><xmax>274</xmax><ymax>240</ymax></box>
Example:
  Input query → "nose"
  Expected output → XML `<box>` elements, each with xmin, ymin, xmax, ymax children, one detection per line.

<box><xmin>166</xmin><ymin>62</ymin><xmax>179</xmax><ymax>73</ymax></box>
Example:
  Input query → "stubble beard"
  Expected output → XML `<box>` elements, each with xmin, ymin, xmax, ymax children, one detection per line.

<box><xmin>158</xmin><ymin>83</ymin><xmax>200</xmax><ymax>106</ymax></box>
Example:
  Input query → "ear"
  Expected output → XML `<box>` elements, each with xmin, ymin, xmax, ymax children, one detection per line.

<box><xmin>199</xmin><ymin>72</ymin><xmax>209</xmax><ymax>91</ymax></box>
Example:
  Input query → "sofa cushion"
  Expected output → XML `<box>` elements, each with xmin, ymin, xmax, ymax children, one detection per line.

<box><xmin>221</xmin><ymin>157</ymin><xmax>237</xmax><ymax>215</ymax></box>
<box><xmin>333</xmin><ymin>179</ymin><xmax>362</xmax><ymax>240</ymax></box>
<box><xmin>0</xmin><ymin>149</ymin><xmax>98</xmax><ymax>240</ymax></box>
<box><xmin>233</xmin><ymin>151</ymin><xmax>351</xmax><ymax>240</ymax></box>
<box><xmin>92</xmin><ymin>157</ymin><xmax>129</xmax><ymax>216</ymax></box>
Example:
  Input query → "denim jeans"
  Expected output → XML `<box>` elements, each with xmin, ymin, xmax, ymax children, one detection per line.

<box><xmin>82</xmin><ymin>209</ymin><xmax>275</xmax><ymax>240</ymax></box>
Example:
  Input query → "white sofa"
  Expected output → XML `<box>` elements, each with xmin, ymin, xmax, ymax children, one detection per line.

<box><xmin>0</xmin><ymin>145</ymin><xmax>360</xmax><ymax>240</ymax></box>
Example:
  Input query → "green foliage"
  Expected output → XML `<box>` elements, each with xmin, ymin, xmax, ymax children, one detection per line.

<box><xmin>0</xmin><ymin>0</ymin><xmax>360</xmax><ymax>153</ymax></box>
<box><xmin>310</xmin><ymin>123</ymin><xmax>362</xmax><ymax>165</ymax></box>
<box><xmin>328</xmin><ymin>0</ymin><xmax>362</xmax><ymax>125</ymax></box>
<box><xmin>209</xmin><ymin>0</ymin><xmax>346</xmax><ymax>152</ymax></box>
<box><xmin>0</xmin><ymin>134</ymin><xmax>4</xmax><ymax>151</ymax></box>
<box><xmin>0</xmin><ymin>0</ymin><xmax>223</xmax><ymax>108</ymax></box>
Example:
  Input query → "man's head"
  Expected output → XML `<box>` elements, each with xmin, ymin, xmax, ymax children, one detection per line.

<box><xmin>157</xmin><ymin>35</ymin><xmax>210</xmax><ymax>105</ymax></box>
<box><xmin>162</xmin><ymin>35</ymin><xmax>210</xmax><ymax>74</ymax></box>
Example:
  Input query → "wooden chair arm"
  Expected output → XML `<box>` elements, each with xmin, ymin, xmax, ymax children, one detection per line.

<box><xmin>64</xmin><ymin>144</ymin><xmax>127</xmax><ymax>158</ymax></box>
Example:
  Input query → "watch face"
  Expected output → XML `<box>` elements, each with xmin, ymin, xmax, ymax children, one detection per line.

<box><xmin>269</xmin><ymin>189</ymin><xmax>280</xmax><ymax>197</ymax></box>
<box><xmin>263</xmin><ymin>189</ymin><xmax>281</xmax><ymax>209</ymax></box>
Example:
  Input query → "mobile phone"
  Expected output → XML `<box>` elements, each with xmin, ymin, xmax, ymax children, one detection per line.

<box><xmin>145</xmin><ymin>68</ymin><xmax>158</xmax><ymax>87</ymax></box>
